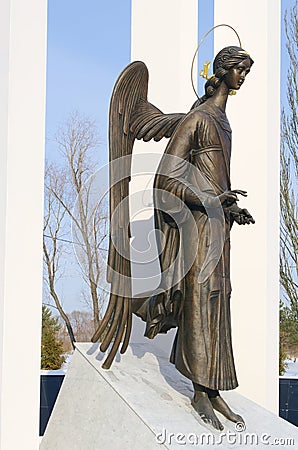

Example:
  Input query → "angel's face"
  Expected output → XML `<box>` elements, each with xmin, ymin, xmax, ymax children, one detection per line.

<box><xmin>223</xmin><ymin>58</ymin><xmax>252</xmax><ymax>90</ymax></box>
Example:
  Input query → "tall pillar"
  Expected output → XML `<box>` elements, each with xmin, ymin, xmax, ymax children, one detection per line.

<box><xmin>214</xmin><ymin>0</ymin><xmax>280</xmax><ymax>412</ymax></box>
<box><xmin>0</xmin><ymin>1</ymin><xmax>47</xmax><ymax>448</ymax></box>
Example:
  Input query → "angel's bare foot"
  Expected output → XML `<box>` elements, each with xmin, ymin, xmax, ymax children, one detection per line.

<box><xmin>207</xmin><ymin>389</ymin><xmax>244</xmax><ymax>424</ymax></box>
<box><xmin>191</xmin><ymin>390</ymin><xmax>224</xmax><ymax>431</ymax></box>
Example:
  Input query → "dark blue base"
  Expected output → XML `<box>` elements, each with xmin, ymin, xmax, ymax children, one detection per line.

<box><xmin>279</xmin><ymin>378</ymin><xmax>298</xmax><ymax>427</ymax></box>
<box><xmin>40</xmin><ymin>375</ymin><xmax>65</xmax><ymax>436</ymax></box>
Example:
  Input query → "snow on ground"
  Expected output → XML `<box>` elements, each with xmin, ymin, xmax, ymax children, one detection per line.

<box><xmin>40</xmin><ymin>352</ymin><xmax>73</xmax><ymax>375</ymax></box>
<box><xmin>281</xmin><ymin>358</ymin><xmax>298</xmax><ymax>378</ymax></box>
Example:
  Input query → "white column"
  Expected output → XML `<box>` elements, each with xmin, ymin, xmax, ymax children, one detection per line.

<box><xmin>131</xmin><ymin>0</ymin><xmax>198</xmax><ymax>114</ymax></box>
<box><xmin>0</xmin><ymin>1</ymin><xmax>47</xmax><ymax>448</ymax></box>
<box><xmin>214</xmin><ymin>0</ymin><xmax>280</xmax><ymax>412</ymax></box>
<box><xmin>130</xmin><ymin>0</ymin><xmax>198</xmax><ymax>298</ymax></box>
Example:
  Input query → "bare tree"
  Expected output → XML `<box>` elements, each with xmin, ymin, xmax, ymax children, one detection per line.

<box><xmin>43</xmin><ymin>112</ymin><xmax>108</xmax><ymax>338</ymax></box>
<box><xmin>280</xmin><ymin>4</ymin><xmax>298</xmax><ymax>359</ymax></box>
<box><xmin>43</xmin><ymin>164</ymin><xmax>76</xmax><ymax>349</ymax></box>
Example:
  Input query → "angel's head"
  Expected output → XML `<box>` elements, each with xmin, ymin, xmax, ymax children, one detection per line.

<box><xmin>204</xmin><ymin>46</ymin><xmax>254</xmax><ymax>98</ymax></box>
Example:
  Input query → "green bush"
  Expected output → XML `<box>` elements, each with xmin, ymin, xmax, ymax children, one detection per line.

<box><xmin>41</xmin><ymin>305</ymin><xmax>66</xmax><ymax>370</ymax></box>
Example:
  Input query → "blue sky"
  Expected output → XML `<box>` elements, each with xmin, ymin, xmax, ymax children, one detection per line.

<box><xmin>46</xmin><ymin>0</ymin><xmax>131</xmax><ymax>165</ymax></box>
<box><xmin>45</xmin><ymin>0</ymin><xmax>293</xmax><ymax>313</ymax></box>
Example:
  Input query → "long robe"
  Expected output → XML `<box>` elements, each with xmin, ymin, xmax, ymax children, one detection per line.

<box><xmin>133</xmin><ymin>101</ymin><xmax>238</xmax><ymax>391</ymax></box>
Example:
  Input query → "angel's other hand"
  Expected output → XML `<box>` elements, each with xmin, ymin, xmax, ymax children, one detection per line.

<box><xmin>231</xmin><ymin>207</ymin><xmax>255</xmax><ymax>225</ymax></box>
<box><xmin>218</xmin><ymin>190</ymin><xmax>239</xmax><ymax>207</ymax></box>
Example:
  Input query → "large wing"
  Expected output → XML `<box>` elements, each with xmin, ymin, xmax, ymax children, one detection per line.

<box><xmin>131</xmin><ymin>99</ymin><xmax>184</xmax><ymax>141</ymax></box>
<box><xmin>91</xmin><ymin>61</ymin><xmax>185</xmax><ymax>369</ymax></box>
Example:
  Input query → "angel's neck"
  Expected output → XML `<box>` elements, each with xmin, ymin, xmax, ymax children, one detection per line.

<box><xmin>206</xmin><ymin>82</ymin><xmax>229</xmax><ymax>113</ymax></box>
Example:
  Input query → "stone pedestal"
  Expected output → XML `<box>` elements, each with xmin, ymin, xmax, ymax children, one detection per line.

<box><xmin>40</xmin><ymin>343</ymin><xmax>298</xmax><ymax>449</ymax></box>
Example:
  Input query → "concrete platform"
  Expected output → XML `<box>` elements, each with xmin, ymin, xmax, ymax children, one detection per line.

<box><xmin>40</xmin><ymin>342</ymin><xmax>298</xmax><ymax>449</ymax></box>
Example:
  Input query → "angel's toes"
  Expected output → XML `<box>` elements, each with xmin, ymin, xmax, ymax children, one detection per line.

<box><xmin>233</xmin><ymin>413</ymin><xmax>245</xmax><ymax>425</ymax></box>
<box><xmin>213</xmin><ymin>417</ymin><xmax>224</xmax><ymax>431</ymax></box>
<box><xmin>236</xmin><ymin>414</ymin><xmax>245</xmax><ymax>423</ymax></box>
<box><xmin>199</xmin><ymin>413</ymin><xmax>209</xmax><ymax>424</ymax></box>
<box><xmin>200</xmin><ymin>413</ymin><xmax>223</xmax><ymax>431</ymax></box>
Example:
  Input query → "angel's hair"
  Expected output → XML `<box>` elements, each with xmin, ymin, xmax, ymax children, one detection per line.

<box><xmin>196</xmin><ymin>46</ymin><xmax>254</xmax><ymax>106</ymax></box>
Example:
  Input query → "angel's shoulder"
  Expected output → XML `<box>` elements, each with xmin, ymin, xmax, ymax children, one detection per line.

<box><xmin>179</xmin><ymin>108</ymin><xmax>216</xmax><ymax>132</ymax></box>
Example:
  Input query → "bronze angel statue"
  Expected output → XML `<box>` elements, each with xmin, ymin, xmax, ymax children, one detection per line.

<box><xmin>92</xmin><ymin>45</ymin><xmax>255</xmax><ymax>430</ymax></box>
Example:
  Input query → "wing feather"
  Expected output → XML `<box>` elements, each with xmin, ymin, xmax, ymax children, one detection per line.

<box><xmin>131</xmin><ymin>99</ymin><xmax>184</xmax><ymax>142</ymax></box>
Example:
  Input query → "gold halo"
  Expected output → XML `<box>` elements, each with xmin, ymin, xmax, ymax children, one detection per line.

<box><xmin>191</xmin><ymin>24</ymin><xmax>242</xmax><ymax>99</ymax></box>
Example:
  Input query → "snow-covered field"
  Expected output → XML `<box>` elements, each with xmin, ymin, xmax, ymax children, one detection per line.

<box><xmin>281</xmin><ymin>358</ymin><xmax>298</xmax><ymax>378</ymax></box>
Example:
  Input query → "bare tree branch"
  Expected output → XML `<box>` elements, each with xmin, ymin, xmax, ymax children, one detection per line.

<box><xmin>280</xmin><ymin>4</ymin><xmax>298</xmax><ymax>361</ymax></box>
<box><xmin>44</xmin><ymin>112</ymin><xmax>108</xmax><ymax>333</ymax></box>
<box><xmin>43</xmin><ymin>164</ymin><xmax>76</xmax><ymax>348</ymax></box>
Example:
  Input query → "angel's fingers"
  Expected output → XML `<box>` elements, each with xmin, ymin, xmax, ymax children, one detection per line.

<box><xmin>227</xmin><ymin>195</ymin><xmax>238</xmax><ymax>201</ymax></box>
<box><xmin>231</xmin><ymin>189</ymin><xmax>247</xmax><ymax>197</ymax></box>
<box><xmin>242</xmin><ymin>209</ymin><xmax>255</xmax><ymax>222</ymax></box>
<box><xmin>219</xmin><ymin>192</ymin><xmax>238</xmax><ymax>204</ymax></box>
<box><xmin>225</xmin><ymin>192</ymin><xmax>239</xmax><ymax>200</ymax></box>
<box><xmin>242</xmin><ymin>208</ymin><xmax>252</xmax><ymax>217</ymax></box>
<box><xmin>242</xmin><ymin>214</ymin><xmax>255</xmax><ymax>224</ymax></box>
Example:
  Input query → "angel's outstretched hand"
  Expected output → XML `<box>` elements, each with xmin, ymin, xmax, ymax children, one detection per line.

<box><xmin>217</xmin><ymin>190</ymin><xmax>241</xmax><ymax>207</ymax></box>
<box><xmin>218</xmin><ymin>189</ymin><xmax>248</xmax><ymax>207</ymax></box>
<box><xmin>228</xmin><ymin>203</ymin><xmax>255</xmax><ymax>225</ymax></box>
